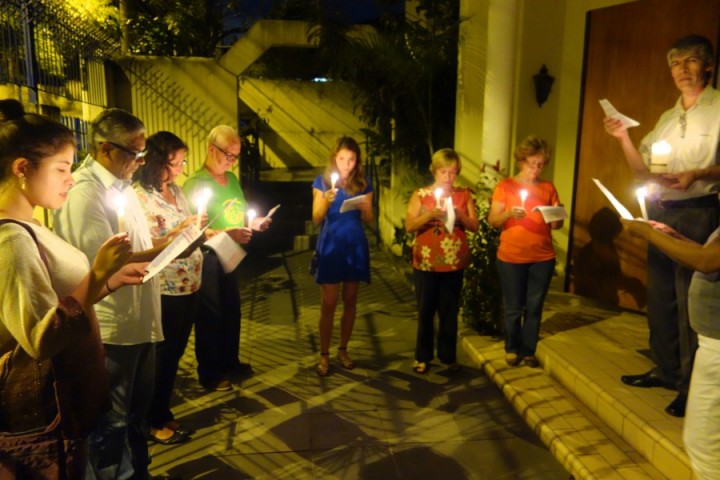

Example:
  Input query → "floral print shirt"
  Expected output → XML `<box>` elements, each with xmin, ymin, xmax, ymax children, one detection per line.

<box><xmin>411</xmin><ymin>186</ymin><xmax>472</xmax><ymax>272</ymax></box>
<box><xmin>134</xmin><ymin>183</ymin><xmax>203</xmax><ymax>296</ymax></box>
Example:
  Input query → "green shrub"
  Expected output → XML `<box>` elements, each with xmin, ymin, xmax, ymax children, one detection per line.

<box><xmin>461</xmin><ymin>163</ymin><xmax>505</xmax><ymax>335</ymax></box>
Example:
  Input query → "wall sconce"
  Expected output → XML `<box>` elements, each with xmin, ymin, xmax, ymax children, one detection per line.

<box><xmin>533</xmin><ymin>64</ymin><xmax>555</xmax><ymax>107</ymax></box>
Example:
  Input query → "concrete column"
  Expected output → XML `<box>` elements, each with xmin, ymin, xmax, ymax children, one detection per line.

<box><xmin>455</xmin><ymin>0</ymin><xmax>519</xmax><ymax>184</ymax></box>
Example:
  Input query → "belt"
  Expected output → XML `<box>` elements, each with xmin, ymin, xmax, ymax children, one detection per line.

<box><xmin>658</xmin><ymin>194</ymin><xmax>720</xmax><ymax>209</ymax></box>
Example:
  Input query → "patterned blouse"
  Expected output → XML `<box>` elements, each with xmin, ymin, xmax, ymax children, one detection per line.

<box><xmin>134</xmin><ymin>183</ymin><xmax>203</xmax><ymax>295</ymax></box>
<box><xmin>411</xmin><ymin>186</ymin><xmax>472</xmax><ymax>272</ymax></box>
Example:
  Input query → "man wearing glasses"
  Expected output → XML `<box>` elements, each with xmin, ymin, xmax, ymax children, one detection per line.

<box><xmin>54</xmin><ymin>109</ymin><xmax>174</xmax><ymax>480</ymax></box>
<box><xmin>604</xmin><ymin>35</ymin><xmax>720</xmax><ymax>418</ymax></box>
<box><xmin>183</xmin><ymin>125</ymin><xmax>269</xmax><ymax>392</ymax></box>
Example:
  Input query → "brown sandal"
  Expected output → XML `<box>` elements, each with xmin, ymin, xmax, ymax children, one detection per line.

<box><xmin>316</xmin><ymin>352</ymin><xmax>330</xmax><ymax>377</ymax></box>
<box><xmin>413</xmin><ymin>361</ymin><xmax>428</xmax><ymax>374</ymax></box>
<box><xmin>336</xmin><ymin>347</ymin><xmax>355</xmax><ymax>370</ymax></box>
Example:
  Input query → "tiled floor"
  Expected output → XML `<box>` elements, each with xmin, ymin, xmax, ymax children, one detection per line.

<box><xmin>148</xmin><ymin>248</ymin><xmax>570</xmax><ymax>479</ymax></box>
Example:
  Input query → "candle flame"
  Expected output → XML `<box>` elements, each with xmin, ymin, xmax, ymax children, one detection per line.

<box><xmin>520</xmin><ymin>189</ymin><xmax>528</xmax><ymax>201</ymax></box>
<box><xmin>651</xmin><ymin>140</ymin><xmax>672</xmax><ymax>155</ymax></box>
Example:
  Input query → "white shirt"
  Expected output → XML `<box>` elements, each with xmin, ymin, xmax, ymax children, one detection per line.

<box><xmin>640</xmin><ymin>86</ymin><xmax>720</xmax><ymax>201</ymax></box>
<box><xmin>53</xmin><ymin>156</ymin><xmax>163</xmax><ymax>345</ymax></box>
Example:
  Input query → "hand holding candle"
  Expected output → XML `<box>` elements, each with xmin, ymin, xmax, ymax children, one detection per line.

<box><xmin>194</xmin><ymin>188</ymin><xmax>212</xmax><ymax>229</ymax></box>
<box><xmin>246</xmin><ymin>208</ymin><xmax>257</xmax><ymax>229</ymax></box>
<box><xmin>330</xmin><ymin>172</ymin><xmax>339</xmax><ymax>190</ymax></box>
<box><xmin>636</xmin><ymin>186</ymin><xmax>648</xmax><ymax>220</ymax></box>
<box><xmin>434</xmin><ymin>187</ymin><xmax>443</xmax><ymax>209</ymax></box>
<box><xmin>520</xmin><ymin>189</ymin><xmax>528</xmax><ymax>210</ymax></box>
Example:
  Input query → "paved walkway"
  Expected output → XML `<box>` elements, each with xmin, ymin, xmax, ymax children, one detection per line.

<box><xmin>148</xmin><ymin>246</ymin><xmax>570</xmax><ymax>479</ymax></box>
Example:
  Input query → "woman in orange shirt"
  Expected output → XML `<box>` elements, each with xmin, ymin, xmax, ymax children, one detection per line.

<box><xmin>405</xmin><ymin>149</ymin><xmax>479</xmax><ymax>374</ymax></box>
<box><xmin>488</xmin><ymin>136</ymin><xmax>563</xmax><ymax>368</ymax></box>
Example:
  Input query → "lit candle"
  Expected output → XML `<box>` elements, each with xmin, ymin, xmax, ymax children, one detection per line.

<box><xmin>636</xmin><ymin>186</ymin><xmax>648</xmax><ymax>221</ymax></box>
<box><xmin>434</xmin><ymin>188</ymin><xmax>443</xmax><ymax>208</ymax></box>
<box><xmin>330</xmin><ymin>172</ymin><xmax>339</xmax><ymax>190</ymax></box>
<box><xmin>246</xmin><ymin>208</ymin><xmax>257</xmax><ymax>228</ymax></box>
<box><xmin>113</xmin><ymin>193</ymin><xmax>126</xmax><ymax>232</ymax></box>
<box><xmin>520</xmin><ymin>189</ymin><xmax>528</xmax><ymax>209</ymax></box>
<box><xmin>650</xmin><ymin>140</ymin><xmax>672</xmax><ymax>173</ymax></box>
<box><xmin>194</xmin><ymin>188</ymin><xmax>212</xmax><ymax>229</ymax></box>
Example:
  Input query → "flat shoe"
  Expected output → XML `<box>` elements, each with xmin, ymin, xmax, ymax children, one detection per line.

<box><xmin>165</xmin><ymin>421</ymin><xmax>196</xmax><ymax>436</ymax></box>
<box><xmin>149</xmin><ymin>429</ymin><xmax>189</xmax><ymax>445</ymax></box>
<box><xmin>413</xmin><ymin>361</ymin><xmax>428</xmax><ymax>374</ymax></box>
<box><xmin>522</xmin><ymin>355</ymin><xmax>539</xmax><ymax>368</ymax></box>
<box><xmin>621</xmin><ymin>371</ymin><xmax>674</xmax><ymax>389</ymax></box>
<box><xmin>505</xmin><ymin>353</ymin><xmax>521</xmax><ymax>366</ymax></box>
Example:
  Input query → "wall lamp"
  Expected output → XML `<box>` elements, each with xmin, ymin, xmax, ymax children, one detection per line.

<box><xmin>533</xmin><ymin>64</ymin><xmax>555</xmax><ymax>107</ymax></box>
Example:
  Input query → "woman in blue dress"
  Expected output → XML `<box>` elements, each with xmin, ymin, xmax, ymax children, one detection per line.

<box><xmin>311</xmin><ymin>137</ymin><xmax>374</xmax><ymax>376</ymax></box>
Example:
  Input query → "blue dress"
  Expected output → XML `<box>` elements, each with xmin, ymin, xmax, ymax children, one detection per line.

<box><xmin>312</xmin><ymin>176</ymin><xmax>372</xmax><ymax>284</ymax></box>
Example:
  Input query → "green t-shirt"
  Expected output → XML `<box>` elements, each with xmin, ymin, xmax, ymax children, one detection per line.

<box><xmin>182</xmin><ymin>168</ymin><xmax>247</xmax><ymax>229</ymax></box>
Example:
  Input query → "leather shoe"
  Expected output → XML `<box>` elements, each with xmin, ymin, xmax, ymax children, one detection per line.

<box><xmin>200</xmin><ymin>379</ymin><xmax>233</xmax><ymax>392</ymax></box>
<box><xmin>620</xmin><ymin>371</ymin><xmax>673</xmax><ymax>389</ymax></box>
<box><xmin>148</xmin><ymin>429</ymin><xmax>189</xmax><ymax>445</ymax></box>
<box><xmin>665</xmin><ymin>393</ymin><xmax>687</xmax><ymax>417</ymax></box>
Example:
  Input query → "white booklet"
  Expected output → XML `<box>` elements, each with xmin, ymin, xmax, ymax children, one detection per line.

<box><xmin>592</xmin><ymin>178</ymin><xmax>634</xmax><ymax>220</ymax></box>
<box><xmin>339</xmin><ymin>194</ymin><xmax>368</xmax><ymax>213</ymax></box>
<box><xmin>532</xmin><ymin>205</ymin><xmax>567</xmax><ymax>223</ymax></box>
<box><xmin>599</xmin><ymin>98</ymin><xmax>640</xmax><ymax>128</ymax></box>
<box><xmin>143</xmin><ymin>224</ymin><xmax>203</xmax><ymax>282</ymax></box>
<box><xmin>142</xmin><ymin>199</ymin><xmax>238</xmax><ymax>282</ymax></box>
<box><xmin>204</xmin><ymin>231</ymin><xmax>247</xmax><ymax>273</ymax></box>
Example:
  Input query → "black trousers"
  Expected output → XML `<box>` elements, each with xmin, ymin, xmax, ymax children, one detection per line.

<box><xmin>413</xmin><ymin>269</ymin><xmax>464</xmax><ymax>364</ymax></box>
<box><xmin>149</xmin><ymin>292</ymin><xmax>198</xmax><ymax>428</ymax></box>
<box><xmin>195</xmin><ymin>250</ymin><xmax>242</xmax><ymax>384</ymax></box>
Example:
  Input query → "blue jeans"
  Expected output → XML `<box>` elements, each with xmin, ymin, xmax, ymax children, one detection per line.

<box><xmin>646</xmin><ymin>200</ymin><xmax>719</xmax><ymax>393</ymax></box>
<box><xmin>85</xmin><ymin>343</ymin><xmax>155</xmax><ymax>480</ymax></box>
<box><xmin>496</xmin><ymin>258</ymin><xmax>555</xmax><ymax>357</ymax></box>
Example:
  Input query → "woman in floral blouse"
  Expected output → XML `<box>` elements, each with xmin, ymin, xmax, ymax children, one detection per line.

<box><xmin>404</xmin><ymin>149</ymin><xmax>479</xmax><ymax>374</ymax></box>
<box><xmin>134</xmin><ymin>131</ymin><xmax>203</xmax><ymax>445</ymax></box>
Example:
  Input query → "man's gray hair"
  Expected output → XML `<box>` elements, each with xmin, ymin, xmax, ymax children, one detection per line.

<box><xmin>89</xmin><ymin>108</ymin><xmax>145</xmax><ymax>155</ymax></box>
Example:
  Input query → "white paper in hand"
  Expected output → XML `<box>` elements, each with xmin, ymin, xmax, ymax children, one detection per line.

<box><xmin>339</xmin><ymin>194</ymin><xmax>368</xmax><ymax>213</ymax></box>
<box><xmin>143</xmin><ymin>224</ymin><xmax>202</xmax><ymax>282</ymax></box>
<box><xmin>532</xmin><ymin>205</ymin><xmax>567</xmax><ymax>223</ymax></box>
<box><xmin>204</xmin><ymin>231</ymin><xmax>247</xmax><ymax>273</ymax></box>
<box><xmin>592</xmin><ymin>178</ymin><xmax>634</xmax><ymax>220</ymax></box>
<box><xmin>599</xmin><ymin>99</ymin><xmax>640</xmax><ymax>128</ymax></box>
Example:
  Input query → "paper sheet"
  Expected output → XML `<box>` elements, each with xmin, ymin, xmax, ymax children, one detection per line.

<box><xmin>532</xmin><ymin>205</ymin><xmax>567</xmax><ymax>223</ymax></box>
<box><xmin>204</xmin><ymin>231</ymin><xmax>247</xmax><ymax>273</ymax></box>
<box><xmin>444</xmin><ymin>196</ymin><xmax>455</xmax><ymax>232</ymax></box>
<box><xmin>592</xmin><ymin>178</ymin><xmax>634</xmax><ymax>220</ymax></box>
<box><xmin>339</xmin><ymin>194</ymin><xmax>368</xmax><ymax>213</ymax></box>
<box><xmin>143</xmin><ymin>225</ymin><xmax>202</xmax><ymax>282</ymax></box>
<box><xmin>599</xmin><ymin>99</ymin><xmax>640</xmax><ymax>128</ymax></box>
<box><xmin>142</xmin><ymin>199</ymin><xmax>238</xmax><ymax>282</ymax></box>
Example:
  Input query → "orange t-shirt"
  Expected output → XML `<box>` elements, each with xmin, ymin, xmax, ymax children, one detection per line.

<box><xmin>491</xmin><ymin>178</ymin><xmax>559</xmax><ymax>264</ymax></box>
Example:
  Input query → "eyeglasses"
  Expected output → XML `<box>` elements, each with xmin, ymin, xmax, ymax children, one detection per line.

<box><xmin>107</xmin><ymin>141</ymin><xmax>147</xmax><ymax>161</ymax></box>
<box><xmin>212</xmin><ymin>143</ymin><xmax>240</xmax><ymax>162</ymax></box>
<box><xmin>168</xmin><ymin>160</ymin><xmax>188</xmax><ymax>168</ymax></box>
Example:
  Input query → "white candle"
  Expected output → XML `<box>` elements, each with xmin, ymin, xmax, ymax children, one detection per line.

<box><xmin>650</xmin><ymin>140</ymin><xmax>672</xmax><ymax>173</ymax></box>
<box><xmin>246</xmin><ymin>208</ymin><xmax>257</xmax><ymax>228</ymax></box>
<box><xmin>194</xmin><ymin>188</ymin><xmax>212</xmax><ymax>229</ymax></box>
<box><xmin>330</xmin><ymin>172</ymin><xmax>339</xmax><ymax>190</ymax></box>
<box><xmin>636</xmin><ymin>187</ymin><xmax>648</xmax><ymax>221</ymax></box>
<box><xmin>113</xmin><ymin>193</ymin><xmax>126</xmax><ymax>232</ymax></box>
<box><xmin>520</xmin><ymin>189</ymin><xmax>528</xmax><ymax>209</ymax></box>
<box><xmin>434</xmin><ymin>187</ymin><xmax>443</xmax><ymax>208</ymax></box>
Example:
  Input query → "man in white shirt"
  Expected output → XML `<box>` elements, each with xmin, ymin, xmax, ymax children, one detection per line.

<box><xmin>54</xmin><ymin>109</ymin><xmax>166</xmax><ymax>480</ymax></box>
<box><xmin>604</xmin><ymin>35</ymin><xmax>720</xmax><ymax>418</ymax></box>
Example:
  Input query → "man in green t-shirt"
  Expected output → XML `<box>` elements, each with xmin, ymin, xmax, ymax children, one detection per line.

<box><xmin>183</xmin><ymin>125</ymin><xmax>269</xmax><ymax>391</ymax></box>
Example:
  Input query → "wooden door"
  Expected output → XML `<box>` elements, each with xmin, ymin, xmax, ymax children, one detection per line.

<box><xmin>569</xmin><ymin>0</ymin><xmax>720</xmax><ymax>310</ymax></box>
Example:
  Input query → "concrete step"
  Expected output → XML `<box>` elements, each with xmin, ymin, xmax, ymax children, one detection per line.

<box><xmin>463</xmin><ymin>334</ymin><xmax>667</xmax><ymax>480</ymax></box>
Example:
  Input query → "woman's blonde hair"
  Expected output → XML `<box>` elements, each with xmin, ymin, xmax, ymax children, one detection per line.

<box><xmin>513</xmin><ymin>136</ymin><xmax>551</xmax><ymax>164</ymax></box>
<box><xmin>429</xmin><ymin>148</ymin><xmax>461</xmax><ymax>175</ymax></box>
